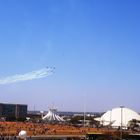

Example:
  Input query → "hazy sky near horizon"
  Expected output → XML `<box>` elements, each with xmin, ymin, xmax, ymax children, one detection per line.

<box><xmin>0</xmin><ymin>0</ymin><xmax>140</xmax><ymax>112</ymax></box>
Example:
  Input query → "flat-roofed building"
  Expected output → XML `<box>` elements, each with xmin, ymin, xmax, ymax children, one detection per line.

<box><xmin>0</xmin><ymin>103</ymin><xmax>27</xmax><ymax>121</ymax></box>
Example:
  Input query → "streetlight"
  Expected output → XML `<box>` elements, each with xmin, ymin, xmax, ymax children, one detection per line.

<box><xmin>110</xmin><ymin>110</ymin><xmax>112</xmax><ymax>128</ymax></box>
<box><xmin>120</xmin><ymin>106</ymin><xmax>124</xmax><ymax>139</ymax></box>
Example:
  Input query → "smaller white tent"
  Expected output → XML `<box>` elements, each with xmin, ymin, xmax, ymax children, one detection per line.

<box><xmin>19</xmin><ymin>130</ymin><xmax>27</xmax><ymax>139</ymax></box>
<box><xmin>42</xmin><ymin>108</ymin><xmax>65</xmax><ymax>122</ymax></box>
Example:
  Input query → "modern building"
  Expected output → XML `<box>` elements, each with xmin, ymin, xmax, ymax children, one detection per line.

<box><xmin>42</xmin><ymin>108</ymin><xmax>65</xmax><ymax>122</ymax></box>
<box><xmin>0</xmin><ymin>103</ymin><xmax>27</xmax><ymax>120</ymax></box>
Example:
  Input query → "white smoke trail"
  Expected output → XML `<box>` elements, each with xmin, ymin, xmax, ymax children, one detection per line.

<box><xmin>0</xmin><ymin>67</ymin><xmax>54</xmax><ymax>85</ymax></box>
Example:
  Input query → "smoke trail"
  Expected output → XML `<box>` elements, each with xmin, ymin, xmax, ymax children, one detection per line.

<box><xmin>0</xmin><ymin>67</ymin><xmax>54</xmax><ymax>85</ymax></box>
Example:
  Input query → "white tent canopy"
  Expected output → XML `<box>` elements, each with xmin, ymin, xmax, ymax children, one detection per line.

<box><xmin>42</xmin><ymin>108</ymin><xmax>65</xmax><ymax>122</ymax></box>
<box><xmin>95</xmin><ymin>107</ymin><xmax>140</xmax><ymax>128</ymax></box>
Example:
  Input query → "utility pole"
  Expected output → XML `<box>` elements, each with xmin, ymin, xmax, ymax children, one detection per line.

<box><xmin>83</xmin><ymin>93</ymin><xmax>86</xmax><ymax>127</ymax></box>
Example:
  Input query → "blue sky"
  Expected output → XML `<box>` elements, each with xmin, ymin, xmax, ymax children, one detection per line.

<box><xmin>0</xmin><ymin>0</ymin><xmax>140</xmax><ymax>112</ymax></box>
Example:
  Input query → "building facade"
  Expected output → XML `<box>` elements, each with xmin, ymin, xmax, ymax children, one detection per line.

<box><xmin>0</xmin><ymin>103</ymin><xmax>27</xmax><ymax>120</ymax></box>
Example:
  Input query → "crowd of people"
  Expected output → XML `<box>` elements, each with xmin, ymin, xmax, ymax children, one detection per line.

<box><xmin>0</xmin><ymin>122</ymin><xmax>100</xmax><ymax>137</ymax></box>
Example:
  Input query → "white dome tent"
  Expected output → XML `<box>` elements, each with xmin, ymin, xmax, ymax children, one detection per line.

<box><xmin>42</xmin><ymin>108</ymin><xmax>65</xmax><ymax>122</ymax></box>
<box><xmin>95</xmin><ymin>107</ymin><xmax>140</xmax><ymax>128</ymax></box>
